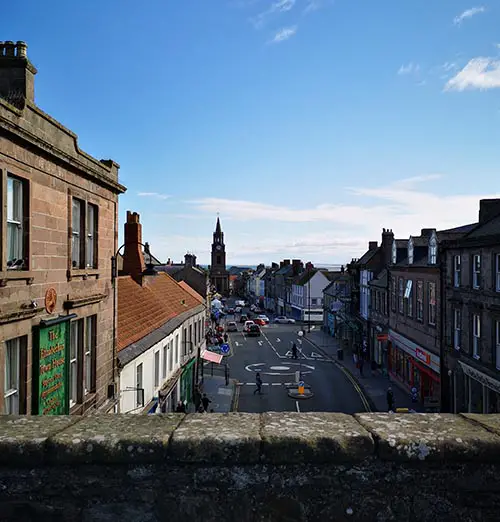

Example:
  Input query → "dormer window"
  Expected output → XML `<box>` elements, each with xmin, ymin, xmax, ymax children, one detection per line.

<box><xmin>408</xmin><ymin>238</ymin><xmax>414</xmax><ymax>264</ymax></box>
<box><xmin>428</xmin><ymin>232</ymin><xmax>437</xmax><ymax>265</ymax></box>
<box><xmin>391</xmin><ymin>240</ymin><xmax>397</xmax><ymax>264</ymax></box>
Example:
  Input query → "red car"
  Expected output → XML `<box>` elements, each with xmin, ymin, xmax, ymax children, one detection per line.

<box><xmin>254</xmin><ymin>318</ymin><xmax>266</xmax><ymax>326</ymax></box>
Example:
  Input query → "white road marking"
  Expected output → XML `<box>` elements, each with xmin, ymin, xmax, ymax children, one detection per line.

<box><xmin>310</xmin><ymin>352</ymin><xmax>322</xmax><ymax>358</ymax></box>
<box><xmin>261</xmin><ymin>331</ymin><xmax>286</xmax><ymax>359</ymax></box>
<box><xmin>276</xmin><ymin>338</ymin><xmax>281</xmax><ymax>342</ymax></box>
<box><xmin>235</xmin><ymin>341</ymin><xmax>240</xmax><ymax>347</ymax></box>
<box><xmin>258</xmin><ymin>340</ymin><xmax>263</xmax><ymax>346</ymax></box>
<box><xmin>295</xmin><ymin>401</ymin><xmax>300</xmax><ymax>413</ymax></box>
<box><xmin>240</xmin><ymin>382</ymin><xmax>294</xmax><ymax>386</ymax></box>
<box><xmin>271</xmin><ymin>382</ymin><xmax>281</xmax><ymax>386</ymax></box>
<box><xmin>270</xmin><ymin>366</ymin><xmax>290</xmax><ymax>371</ymax></box>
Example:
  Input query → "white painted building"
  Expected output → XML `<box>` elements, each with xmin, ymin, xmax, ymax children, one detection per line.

<box><xmin>290</xmin><ymin>269</ymin><xmax>336</xmax><ymax>322</ymax></box>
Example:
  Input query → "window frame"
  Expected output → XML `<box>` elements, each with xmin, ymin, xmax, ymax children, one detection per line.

<box><xmin>416</xmin><ymin>280</ymin><xmax>424</xmax><ymax>322</ymax></box>
<box><xmin>162</xmin><ymin>343</ymin><xmax>168</xmax><ymax>380</ymax></box>
<box><xmin>428</xmin><ymin>234</ymin><xmax>437</xmax><ymax>265</ymax></box>
<box><xmin>453</xmin><ymin>308</ymin><xmax>461</xmax><ymax>350</ymax></box>
<box><xmin>84</xmin><ymin>315</ymin><xmax>97</xmax><ymax>395</ymax></box>
<box><xmin>398</xmin><ymin>277</ymin><xmax>404</xmax><ymax>315</ymax></box>
<box><xmin>407</xmin><ymin>238</ymin><xmax>414</xmax><ymax>265</ymax></box>
<box><xmin>70</xmin><ymin>196</ymin><xmax>99</xmax><ymax>271</ymax></box>
<box><xmin>472</xmin><ymin>313</ymin><xmax>481</xmax><ymax>359</ymax></box>
<box><xmin>154</xmin><ymin>350</ymin><xmax>160</xmax><ymax>388</ymax></box>
<box><xmin>391</xmin><ymin>240</ymin><xmax>397</xmax><ymax>264</ymax></box>
<box><xmin>70</xmin><ymin>318</ymin><xmax>84</xmax><ymax>407</ymax></box>
<box><xmin>390</xmin><ymin>277</ymin><xmax>396</xmax><ymax>312</ymax></box>
<box><xmin>472</xmin><ymin>254</ymin><xmax>481</xmax><ymax>290</ymax></box>
<box><xmin>3</xmin><ymin>335</ymin><xmax>27</xmax><ymax>414</ymax></box>
<box><xmin>405</xmin><ymin>280</ymin><xmax>413</xmax><ymax>317</ymax></box>
<box><xmin>495</xmin><ymin>320</ymin><xmax>500</xmax><ymax>370</ymax></box>
<box><xmin>495</xmin><ymin>254</ymin><xmax>500</xmax><ymax>293</ymax></box>
<box><xmin>136</xmin><ymin>363</ymin><xmax>143</xmax><ymax>407</ymax></box>
<box><xmin>453</xmin><ymin>255</ymin><xmax>461</xmax><ymax>288</ymax></box>
<box><xmin>428</xmin><ymin>282</ymin><xmax>436</xmax><ymax>326</ymax></box>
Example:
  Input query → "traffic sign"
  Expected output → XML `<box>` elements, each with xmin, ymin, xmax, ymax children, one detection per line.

<box><xmin>220</xmin><ymin>343</ymin><xmax>230</xmax><ymax>354</ymax></box>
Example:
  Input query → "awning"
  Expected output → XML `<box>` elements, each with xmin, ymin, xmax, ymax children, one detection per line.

<box><xmin>201</xmin><ymin>349</ymin><xmax>223</xmax><ymax>364</ymax></box>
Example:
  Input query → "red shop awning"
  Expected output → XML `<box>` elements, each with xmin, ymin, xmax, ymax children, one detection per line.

<box><xmin>201</xmin><ymin>350</ymin><xmax>223</xmax><ymax>364</ymax></box>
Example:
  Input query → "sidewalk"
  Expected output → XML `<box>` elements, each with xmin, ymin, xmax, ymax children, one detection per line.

<box><xmin>304</xmin><ymin>329</ymin><xmax>422</xmax><ymax>413</ymax></box>
<box><xmin>199</xmin><ymin>374</ymin><xmax>236</xmax><ymax>413</ymax></box>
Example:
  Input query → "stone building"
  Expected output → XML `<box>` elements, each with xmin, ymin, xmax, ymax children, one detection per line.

<box><xmin>160</xmin><ymin>254</ymin><xmax>209</xmax><ymax>303</ymax></box>
<box><xmin>209</xmin><ymin>217</ymin><xmax>229</xmax><ymax>295</ymax></box>
<box><xmin>441</xmin><ymin>199</ymin><xmax>500</xmax><ymax>414</ymax></box>
<box><xmin>0</xmin><ymin>41</ymin><xmax>126</xmax><ymax>415</ymax></box>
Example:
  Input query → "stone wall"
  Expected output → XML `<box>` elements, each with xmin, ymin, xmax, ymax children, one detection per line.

<box><xmin>1</xmin><ymin>413</ymin><xmax>499</xmax><ymax>522</ymax></box>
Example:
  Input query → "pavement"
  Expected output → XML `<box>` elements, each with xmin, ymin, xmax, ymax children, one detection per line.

<box><xmin>217</xmin><ymin>301</ymin><xmax>370</xmax><ymax>414</ymax></box>
<box><xmin>198</xmin><ymin>374</ymin><xmax>235</xmax><ymax>413</ymax></box>
<box><xmin>303</xmin><ymin>328</ymin><xmax>422</xmax><ymax>413</ymax></box>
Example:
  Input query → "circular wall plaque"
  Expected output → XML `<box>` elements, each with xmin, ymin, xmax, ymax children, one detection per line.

<box><xmin>45</xmin><ymin>288</ymin><xmax>57</xmax><ymax>314</ymax></box>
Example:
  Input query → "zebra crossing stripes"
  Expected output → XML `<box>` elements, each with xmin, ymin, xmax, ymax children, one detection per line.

<box><xmin>238</xmin><ymin>382</ymin><xmax>294</xmax><ymax>387</ymax></box>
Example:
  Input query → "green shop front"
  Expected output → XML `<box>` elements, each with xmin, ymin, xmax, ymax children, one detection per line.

<box><xmin>180</xmin><ymin>358</ymin><xmax>196</xmax><ymax>408</ymax></box>
<box><xmin>32</xmin><ymin>315</ymin><xmax>75</xmax><ymax>415</ymax></box>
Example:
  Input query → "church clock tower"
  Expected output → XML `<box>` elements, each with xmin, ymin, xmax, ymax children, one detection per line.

<box><xmin>209</xmin><ymin>217</ymin><xmax>229</xmax><ymax>295</ymax></box>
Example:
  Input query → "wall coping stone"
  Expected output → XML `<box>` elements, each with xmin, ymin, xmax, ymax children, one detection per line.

<box><xmin>1</xmin><ymin>413</ymin><xmax>500</xmax><ymax>468</ymax></box>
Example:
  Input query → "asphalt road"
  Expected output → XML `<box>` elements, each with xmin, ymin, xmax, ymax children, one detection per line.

<box><xmin>221</xmin><ymin>303</ymin><xmax>368</xmax><ymax>414</ymax></box>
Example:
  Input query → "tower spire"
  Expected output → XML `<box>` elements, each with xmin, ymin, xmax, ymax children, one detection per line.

<box><xmin>215</xmin><ymin>215</ymin><xmax>221</xmax><ymax>235</ymax></box>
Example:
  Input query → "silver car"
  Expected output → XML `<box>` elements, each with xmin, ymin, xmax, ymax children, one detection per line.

<box><xmin>274</xmin><ymin>316</ymin><xmax>296</xmax><ymax>324</ymax></box>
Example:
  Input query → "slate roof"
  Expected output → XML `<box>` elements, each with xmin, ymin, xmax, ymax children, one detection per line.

<box><xmin>294</xmin><ymin>269</ymin><xmax>334</xmax><ymax>286</ymax></box>
<box><xmin>178</xmin><ymin>281</ymin><xmax>205</xmax><ymax>304</ymax></box>
<box><xmin>357</xmin><ymin>248</ymin><xmax>378</xmax><ymax>266</ymax></box>
<box><xmin>117</xmin><ymin>272</ymin><xmax>202</xmax><ymax>352</ymax></box>
<box><xmin>276</xmin><ymin>264</ymin><xmax>293</xmax><ymax>276</ymax></box>
<box><xmin>369</xmin><ymin>269</ymin><xmax>388</xmax><ymax>288</ymax></box>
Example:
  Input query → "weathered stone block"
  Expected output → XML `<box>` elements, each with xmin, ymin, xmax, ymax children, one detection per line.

<box><xmin>461</xmin><ymin>413</ymin><xmax>500</xmax><ymax>436</ymax></box>
<box><xmin>261</xmin><ymin>412</ymin><xmax>374</xmax><ymax>464</ymax></box>
<box><xmin>170</xmin><ymin>413</ymin><xmax>260</xmax><ymax>464</ymax></box>
<box><xmin>47</xmin><ymin>414</ymin><xmax>183</xmax><ymax>464</ymax></box>
<box><xmin>356</xmin><ymin>413</ymin><xmax>500</xmax><ymax>462</ymax></box>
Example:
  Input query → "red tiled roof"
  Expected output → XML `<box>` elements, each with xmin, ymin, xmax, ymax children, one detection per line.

<box><xmin>117</xmin><ymin>273</ymin><xmax>201</xmax><ymax>352</ymax></box>
<box><xmin>178</xmin><ymin>281</ymin><xmax>205</xmax><ymax>304</ymax></box>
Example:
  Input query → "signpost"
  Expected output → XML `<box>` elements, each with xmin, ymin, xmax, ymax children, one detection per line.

<box><xmin>220</xmin><ymin>343</ymin><xmax>230</xmax><ymax>355</ymax></box>
<box><xmin>33</xmin><ymin>321</ymin><xmax>70</xmax><ymax>415</ymax></box>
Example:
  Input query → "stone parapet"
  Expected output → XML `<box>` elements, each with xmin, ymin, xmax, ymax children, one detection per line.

<box><xmin>0</xmin><ymin>413</ymin><xmax>499</xmax><ymax>521</ymax></box>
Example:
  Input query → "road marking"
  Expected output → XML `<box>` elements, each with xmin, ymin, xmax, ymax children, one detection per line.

<box><xmin>239</xmin><ymin>382</ymin><xmax>294</xmax><ymax>387</ymax></box>
<box><xmin>258</xmin><ymin>340</ymin><xmax>263</xmax><ymax>346</ymax></box>
<box><xmin>261</xmin><ymin>331</ymin><xmax>285</xmax><ymax>359</ymax></box>
<box><xmin>271</xmin><ymin>382</ymin><xmax>281</xmax><ymax>386</ymax></box>
<box><xmin>310</xmin><ymin>352</ymin><xmax>322</xmax><ymax>358</ymax></box>
<box><xmin>235</xmin><ymin>341</ymin><xmax>240</xmax><ymax>347</ymax></box>
<box><xmin>276</xmin><ymin>338</ymin><xmax>281</xmax><ymax>342</ymax></box>
<box><xmin>295</xmin><ymin>401</ymin><xmax>300</xmax><ymax>413</ymax></box>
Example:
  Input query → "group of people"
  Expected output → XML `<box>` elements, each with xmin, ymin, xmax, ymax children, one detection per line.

<box><xmin>175</xmin><ymin>392</ymin><xmax>215</xmax><ymax>414</ymax></box>
<box><xmin>205</xmin><ymin>325</ymin><xmax>228</xmax><ymax>347</ymax></box>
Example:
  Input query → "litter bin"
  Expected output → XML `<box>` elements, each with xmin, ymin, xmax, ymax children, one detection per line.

<box><xmin>337</xmin><ymin>348</ymin><xmax>344</xmax><ymax>361</ymax></box>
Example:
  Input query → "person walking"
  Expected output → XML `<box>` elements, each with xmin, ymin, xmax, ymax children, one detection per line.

<box><xmin>201</xmin><ymin>393</ymin><xmax>211</xmax><ymax>412</ymax></box>
<box><xmin>175</xmin><ymin>401</ymin><xmax>186</xmax><ymax>413</ymax></box>
<box><xmin>387</xmin><ymin>386</ymin><xmax>395</xmax><ymax>412</ymax></box>
<box><xmin>291</xmin><ymin>342</ymin><xmax>298</xmax><ymax>360</ymax></box>
<box><xmin>253</xmin><ymin>372</ymin><xmax>263</xmax><ymax>395</ymax></box>
<box><xmin>224</xmin><ymin>333</ymin><xmax>228</xmax><ymax>343</ymax></box>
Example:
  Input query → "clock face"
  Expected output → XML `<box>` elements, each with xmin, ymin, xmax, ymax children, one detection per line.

<box><xmin>216</xmin><ymin>245</ymin><xmax>222</xmax><ymax>251</ymax></box>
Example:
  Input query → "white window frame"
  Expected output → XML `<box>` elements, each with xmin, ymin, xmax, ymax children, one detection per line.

<box><xmin>408</xmin><ymin>238</ymin><xmax>414</xmax><ymax>265</ymax></box>
<box><xmin>168</xmin><ymin>341</ymin><xmax>173</xmax><ymax>373</ymax></box>
<box><xmin>154</xmin><ymin>350</ymin><xmax>160</xmax><ymax>388</ymax></box>
<box><xmin>428</xmin><ymin>282</ymin><xmax>436</xmax><ymax>326</ymax></box>
<box><xmin>136</xmin><ymin>363</ymin><xmax>143</xmax><ymax>407</ymax></box>
<box><xmin>84</xmin><ymin>315</ymin><xmax>96</xmax><ymax>395</ymax></box>
<box><xmin>416</xmin><ymin>281</ymin><xmax>423</xmax><ymax>321</ymax></box>
<box><xmin>472</xmin><ymin>314</ymin><xmax>481</xmax><ymax>359</ymax></box>
<box><xmin>495</xmin><ymin>320</ymin><xmax>500</xmax><ymax>370</ymax></box>
<box><xmin>70</xmin><ymin>319</ymin><xmax>83</xmax><ymax>406</ymax></box>
<box><xmin>453</xmin><ymin>309</ymin><xmax>461</xmax><ymax>350</ymax></box>
<box><xmin>398</xmin><ymin>277</ymin><xmax>404</xmax><ymax>314</ymax></box>
<box><xmin>72</xmin><ymin>198</ymin><xmax>83</xmax><ymax>269</ymax></box>
<box><xmin>428</xmin><ymin>234</ymin><xmax>437</xmax><ymax>265</ymax></box>
<box><xmin>72</xmin><ymin>198</ymin><xmax>98</xmax><ymax>270</ymax></box>
<box><xmin>175</xmin><ymin>335</ymin><xmax>179</xmax><ymax>367</ymax></box>
<box><xmin>86</xmin><ymin>203</ymin><xmax>97</xmax><ymax>269</ymax></box>
<box><xmin>162</xmin><ymin>343</ymin><xmax>168</xmax><ymax>380</ymax></box>
<box><xmin>391</xmin><ymin>240</ymin><xmax>397</xmax><ymax>264</ymax></box>
<box><xmin>405</xmin><ymin>280</ymin><xmax>413</xmax><ymax>317</ymax></box>
<box><xmin>7</xmin><ymin>175</ymin><xmax>25</xmax><ymax>268</ymax></box>
<box><xmin>472</xmin><ymin>254</ymin><xmax>481</xmax><ymax>290</ymax></box>
<box><xmin>496</xmin><ymin>254</ymin><xmax>500</xmax><ymax>293</ymax></box>
<box><xmin>453</xmin><ymin>255</ymin><xmax>461</xmax><ymax>288</ymax></box>
<box><xmin>4</xmin><ymin>337</ymin><xmax>21</xmax><ymax>414</ymax></box>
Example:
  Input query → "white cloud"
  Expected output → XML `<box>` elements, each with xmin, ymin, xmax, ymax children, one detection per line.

<box><xmin>397</xmin><ymin>62</ymin><xmax>420</xmax><ymax>76</ymax></box>
<box><xmin>453</xmin><ymin>6</ymin><xmax>485</xmax><ymax>26</ymax></box>
<box><xmin>444</xmin><ymin>57</ymin><xmax>500</xmax><ymax>91</ymax></box>
<box><xmin>137</xmin><ymin>192</ymin><xmax>171</xmax><ymax>200</ymax></box>
<box><xmin>304</xmin><ymin>0</ymin><xmax>321</xmax><ymax>13</ymax></box>
<box><xmin>270</xmin><ymin>25</ymin><xmax>297</xmax><ymax>43</ymax></box>
<box><xmin>251</xmin><ymin>0</ymin><xmax>296</xmax><ymax>29</ymax></box>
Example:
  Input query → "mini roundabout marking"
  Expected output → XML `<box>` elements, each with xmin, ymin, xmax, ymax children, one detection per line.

<box><xmin>245</xmin><ymin>362</ymin><xmax>315</xmax><ymax>376</ymax></box>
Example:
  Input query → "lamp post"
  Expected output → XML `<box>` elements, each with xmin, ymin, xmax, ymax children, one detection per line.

<box><xmin>297</xmin><ymin>330</ymin><xmax>304</xmax><ymax>381</ymax></box>
<box><xmin>308</xmin><ymin>267</ymin><xmax>312</xmax><ymax>333</ymax></box>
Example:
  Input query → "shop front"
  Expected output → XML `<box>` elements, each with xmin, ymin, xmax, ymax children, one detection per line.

<box><xmin>327</xmin><ymin>312</ymin><xmax>335</xmax><ymax>336</ymax></box>
<box><xmin>278</xmin><ymin>298</ymin><xmax>284</xmax><ymax>316</ymax></box>
<box><xmin>388</xmin><ymin>329</ymin><xmax>440</xmax><ymax>404</ymax></box>
<box><xmin>454</xmin><ymin>360</ymin><xmax>500</xmax><ymax>413</ymax></box>
<box><xmin>180</xmin><ymin>358</ymin><xmax>196</xmax><ymax>407</ymax></box>
<box><xmin>371</xmin><ymin>326</ymin><xmax>388</xmax><ymax>373</ymax></box>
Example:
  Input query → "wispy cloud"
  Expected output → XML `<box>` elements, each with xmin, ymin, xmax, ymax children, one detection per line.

<box><xmin>137</xmin><ymin>192</ymin><xmax>171</xmax><ymax>200</ymax></box>
<box><xmin>303</xmin><ymin>0</ymin><xmax>321</xmax><ymax>14</ymax></box>
<box><xmin>453</xmin><ymin>6</ymin><xmax>485</xmax><ymax>26</ymax></box>
<box><xmin>251</xmin><ymin>0</ymin><xmax>296</xmax><ymax>29</ymax></box>
<box><xmin>270</xmin><ymin>25</ymin><xmax>297</xmax><ymax>43</ymax></box>
<box><xmin>397</xmin><ymin>62</ymin><xmax>420</xmax><ymax>76</ymax></box>
<box><xmin>444</xmin><ymin>57</ymin><xmax>500</xmax><ymax>91</ymax></box>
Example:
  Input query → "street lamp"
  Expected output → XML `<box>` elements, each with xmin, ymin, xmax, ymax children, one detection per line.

<box><xmin>297</xmin><ymin>330</ymin><xmax>304</xmax><ymax>381</ymax></box>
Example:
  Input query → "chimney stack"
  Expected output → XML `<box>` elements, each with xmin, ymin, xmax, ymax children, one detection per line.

<box><xmin>0</xmin><ymin>41</ymin><xmax>37</xmax><ymax>106</ymax></box>
<box><xmin>381</xmin><ymin>228</ymin><xmax>395</xmax><ymax>267</ymax></box>
<box><xmin>123</xmin><ymin>211</ymin><xmax>145</xmax><ymax>283</ymax></box>
<box><xmin>185</xmin><ymin>253</ymin><xmax>197</xmax><ymax>267</ymax></box>
<box><xmin>479</xmin><ymin>199</ymin><xmax>500</xmax><ymax>224</ymax></box>
<box><xmin>368</xmin><ymin>241</ymin><xmax>378</xmax><ymax>251</ymax></box>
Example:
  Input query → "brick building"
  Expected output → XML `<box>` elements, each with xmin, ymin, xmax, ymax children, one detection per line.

<box><xmin>0</xmin><ymin>41</ymin><xmax>125</xmax><ymax>415</ymax></box>
<box><xmin>442</xmin><ymin>199</ymin><xmax>500</xmax><ymax>414</ymax></box>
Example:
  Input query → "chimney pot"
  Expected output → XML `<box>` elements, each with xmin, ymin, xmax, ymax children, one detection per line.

<box><xmin>16</xmin><ymin>41</ymin><xmax>27</xmax><ymax>58</ymax></box>
<box><xmin>4</xmin><ymin>41</ymin><xmax>15</xmax><ymax>57</ymax></box>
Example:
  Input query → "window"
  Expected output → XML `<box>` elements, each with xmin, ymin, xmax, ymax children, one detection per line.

<box><xmin>472</xmin><ymin>254</ymin><xmax>481</xmax><ymax>289</ymax></box>
<box><xmin>154</xmin><ymin>350</ymin><xmax>160</xmax><ymax>388</ymax></box>
<box><xmin>428</xmin><ymin>233</ymin><xmax>437</xmax><ymax>265</ymax></box>
<box><xmin>136</xmin><ymin>363</ymin><xmax>143</xmax><ymax>407</ymax></box>
<box><xmin>428</xmin><ymin>282</ymin><xmax>436</xmax><ymax>326</ymax></box>
<box><xmin>71</xmin><ymin>198</ymin><xmax>98</xmax><ymax>269</ymax></box>
<box><xmin>398</xmin><ymin>278</ymin><xmax>404</xmax><ymax>314</ymax></box>
<box><xmin>453</xmin><ymin>309</ymin><xmax>461</xmax><ymax>350</ymax></box>
<box><xmin>189</xmin><ymin>324</ymin><xmax>193</xmax><ymax>352</ymax></box>
<box><xmin>70</xmin><ymin>319</ymin><xmax>84</xmax><ymax>406</ymax></box>
<box><xmin>408</xmin><ymin>239</ymin><xmax>414</xmax><ymax>264</ymax></box>
<box><xmin>4</xmin><ymin>336</ymin><xmax>26</xmax><ymax>414</ymax></box>
<box><xmin>472</xmin><ymin>314</ymin><xmax>481</xmax><ymax>359</ymax></box>
<box><xmin>390</xmin><ymin>277</ymin><xmax>396</xmax><ymax>311</ymax></box>
<box><xmin>84</xmin><ymin>315</ymin><xmax>96</xmax><ymax>394</ymax></box>
<box><xmin>162</xmin><ymin>344</ymin><xmax>168</xmax><ymax>380</ymax></box>
<box><xmin>453</xmin><ymin>255</ymin><xmax>461</xmax><ymax>287</ymax></box>
<box><xmin>496</xmin><ymin>254</ymin><xmax>500</xmax><ymax>292</ymax></box>
<box><xmin>175</xmin><ymin>335</ymin><xmax>179</xmax><ymax>365</ymax></box>
<box><xmin>405</xmin><ymin>280</ymin><xmax>413</xmax><ymax>317</ymax></box>
<box><xmin>169</xmin><ymin>341</ymin><xmax>173</xmax><ymax>372</ymax></box>
<box><xmin>391</xmin><ymin>240</ymin><xmax>397</xmax><ymax>264</ymax></box>
<box><xmin>311</xmin><ymin>298</ymin><xmax>317</xmax><ymax>305</ymax></box>
<box><xmin>496</xmin><ymin>321</ymin><xmax>500</xmax><ymax>370</ymax></box>
<box><xmin>416</xmin><ymin>281</ymin><xmax>424</xmax><ymax>322</ymax></box>
<box><xmin>7</xmin><ymin>175</ymin><xmax>27</xmax><ymax>269</ymax></box>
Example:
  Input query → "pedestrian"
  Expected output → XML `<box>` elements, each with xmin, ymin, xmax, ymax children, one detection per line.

<box><xmin>175</xmin><ymin>401</ymin><xmax>186</xmax><ymax>413</ymax></box>
<box><xmin>353</xmin><ymin>352</ymin><xmax>358</xmax><ymax>367</ymax></box>
<box><xmin>224</xmin><ymin>333</ymin><xmax>228</xmax><ymax>343</ymax></box>
<box><xmin>387</xmin><ymin>386</ymin><xmax>395</xmax><ymax>412</ymax></box>
<box><xmin>202</xmin><ymin>393</ymin><xmax>211</xmax><ymax>411</ymax></box>
<box><xmin>358</xmin><ymin>356</ymin><xmax>364</xmax><ymax>377</ymax></box>
<box><xmin>253</xmin><ymin>372</ymin><xmax>263</xmax><ymax>395</ymax></box>
<box><xmin>291</xmin><ymin>342</ymin><xmax>298</xmax><ymax>360</ymax></box>
<box><xmin>197</xmin><ymin>404</ymin><xmax>206</xmax><ymax>413</ymax></box>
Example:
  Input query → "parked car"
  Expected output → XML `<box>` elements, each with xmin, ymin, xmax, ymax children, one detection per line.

<box><xmin>244</xmin><ymin>320</ymin><xmax>255</xmax><ymax>332</ymax></box>
<box><xmin>274</xmin><ymin>316</ymin><xmax>296</xmax><ymax>324</ymax></box>
<box><xmin>226</xmin><ymin>321</ymin><xmax>238</xmax><ymax>332</ymax></box>
<box><xmin>256</xmin><ymin>315</ymin><xmax>269</xmax><ymax>324</ymax></box>
<box><xmin>240</xmin><ymin>314</ymin><xmax>249</xmax><ymax>323</ymax></box>
<box><xmin>247</xmin><ymin>324</ymin><xmax>261</xmax><ymax>337</ymax></box>
<box><xmin>254</xmin><ymin>318</ymin><xmax>265</xmax><ymax>326</ymax></box>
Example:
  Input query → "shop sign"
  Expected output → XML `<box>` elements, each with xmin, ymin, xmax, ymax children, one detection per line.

<box><xmin>34</xmin><ymin>322</ymin><xmax>70</xmax><ymax>415</ymax></box>
<box><xmin>415</xmin><ymin>348</ymin><xmax>431</xmax><ymax>365</ymax></box>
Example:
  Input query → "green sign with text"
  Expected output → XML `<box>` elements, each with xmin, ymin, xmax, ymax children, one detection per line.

<box><xmin>35</xmin><ymin>321</ymin><xmax>70</xmax><ymax>415</ymax></box>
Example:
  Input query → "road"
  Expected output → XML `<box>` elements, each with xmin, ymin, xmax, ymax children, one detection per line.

<box><xmin>219</xmin><ymin>302</ymin><xmax>368</xmax><ymax>413</ymax></box>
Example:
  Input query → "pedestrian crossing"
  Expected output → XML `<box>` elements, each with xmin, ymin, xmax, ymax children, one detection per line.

<box><xmin>237</xmin><ymin>382</ymin><xmax>294</xmax><ymax>387</ymax></box>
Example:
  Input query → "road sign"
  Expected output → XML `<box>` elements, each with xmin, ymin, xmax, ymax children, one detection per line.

<box><xmin>220</xmin><ymin>343</ymin><xmax>230</xmax><ymax>354</ymax></box>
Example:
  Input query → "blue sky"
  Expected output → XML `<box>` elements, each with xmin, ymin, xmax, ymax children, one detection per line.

<box><xmin>3</xmin><ymin>1</ymin><xmax>499</xmax><ymax>265</ymax></box>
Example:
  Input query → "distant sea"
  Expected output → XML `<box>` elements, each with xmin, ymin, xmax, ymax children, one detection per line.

<box><xmin>199</xmin><ymin>264</ymin><xmax>344</xmax><ymax>271</ymax></box>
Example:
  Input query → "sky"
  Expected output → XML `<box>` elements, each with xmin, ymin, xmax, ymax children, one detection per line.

<box><xmin>2</xmin><ymin>1</ymin><xmax>500</xmax><ymax>266</ymax></box>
